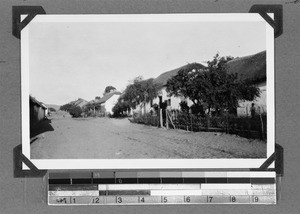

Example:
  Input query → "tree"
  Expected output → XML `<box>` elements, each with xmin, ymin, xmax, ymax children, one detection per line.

<box><xmin>49</xmin><ymin>107</ymin><xmax>56</xmax><ymax>112</ymax></box>
<box><xmin>122</xmin><ymin>77</ymin><xmax>160</xmax><ymax>108</ymax></box>
<box><xmin>104</xmin><ymin>86</ymin><xmax>116</xmax><ymax>94</ymax></box>
<box><xmin>179</xmin><ymin>101</ymin><xmax>190</xmax><ymax>113</ymax></box>
<box><xmin>112</xmin><ymin>76</ymin><xmax>160</xmax><ymax>117</ymax></box>
<box><xmin>69</xmin><ymin>106</ymin><xmax>83</xmax><ymax>118</ymax></box>
<box><xmin>166</xmin><ymin>55</ymin><xmax>261</xmax><ymax>115</ymax></box>
<box><xmin>112</xmin><ymin>100</ymin><xmax>131</xmax><ymax>117</ymax></box>
<box><xmin>60</xmin><ymin>103</ymin><xmax>73</xmax><ymax>111</ymax></box>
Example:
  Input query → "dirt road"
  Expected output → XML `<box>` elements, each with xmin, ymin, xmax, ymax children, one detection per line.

<box><xmin>30</xmin><ymin>111</ymin><xmax>266</xmax><ymax>159</ymax></box>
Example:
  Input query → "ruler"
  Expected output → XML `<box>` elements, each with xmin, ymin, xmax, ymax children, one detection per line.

<box><xmin>48</xmin><ymin>171</ymin><xmax>276</xmax><ymax>205</ymax></box>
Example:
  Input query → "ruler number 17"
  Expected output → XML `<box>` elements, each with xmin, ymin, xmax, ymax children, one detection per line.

<box><xmin>207</xmin><ymin>196</ymin><xmax>213</xmax><ymax>203</ymax></box>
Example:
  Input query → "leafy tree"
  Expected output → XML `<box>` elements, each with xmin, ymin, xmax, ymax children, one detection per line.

<box><xmin>112</xmin><ymin>76</ymin><xmax>160</xmax><ymax>117</ymax></box>
<box><xmin>112</xmin><ymin>101</ymin><xmax>131</xmax><ymax>117</ymax></box>
<box><xmin>49</xmin><ymin>107</ymin><xmax>56</xmax><ymax>112</ymax></box>
<box><xmin>104</xmin><ymin>86</ymin><xmax>116</xmax><ymax>94</ymax></box>
<box><xmin>179</xmin><ymin>101</ymin><xmax>190</xmax><ymax>113</ymax></box>
<box><xmin>69</xmin><ymin>106</ymin><xmax>83</xmax><ymax>118</ymax></box>
<box><xmin>60</xmin><ymin>103</ymin><xmax>73</xmax><ymax>111</ymax></box>
<box><xmin>166</xmin><ymin>54</ymin><xmax>260</xmax><ymax>115</ymax></box>
<box><xmin>122</xmin><ymin>77</ymin><xmax>159</xmax><ymax>108</ymax></box>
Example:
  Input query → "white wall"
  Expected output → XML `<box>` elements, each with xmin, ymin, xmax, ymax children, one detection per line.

<box><xmin>237</xmin><ymin>82</ymin><xmax>266</xmax><ymax>116</ymax></box>
<box><xmin>104</xmin><ymin>94</ymin><xmax>120</xmax><ymax>115</ymax></box>
<box><xmin>138</xmin><ymin>83</ymin><xmax>266</xmax><ymax>117</ymax></box>
<box><xmin>136</xmin><ymin>87</ymin><xmax>193</xmax><ymax>115</ymax></box>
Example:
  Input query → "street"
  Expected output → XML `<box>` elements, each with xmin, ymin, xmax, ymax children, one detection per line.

<box><xmin>30</xmin><ymin>111</ymin><xmax>266</xmax><ymax>159</ymax></box>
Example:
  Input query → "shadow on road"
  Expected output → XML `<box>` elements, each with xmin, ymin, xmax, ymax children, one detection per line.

<box><xmin>30</xmin><ymin>118</ymin><xmax>54</xmax><ymax>140</ymax></box>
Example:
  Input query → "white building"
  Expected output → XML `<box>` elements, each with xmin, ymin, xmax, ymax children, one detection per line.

<box><xmin>133</xmin><ymin>63</ymin><xmax>205</xmax><ymax>115</ymax></box>
<box><xmin>226</xmin><ymin>51</ymin><xmax>266</xmax><ymax>116</ymax></box>
<box><xmin>132</xmin><ymin>51</ymin><xmax>266</xmax><ymax>117</ymax></box>
<box><xmin>98</xmin><ymin>90</ymin><xmax>121</xmax><ymax>115</ymax></box>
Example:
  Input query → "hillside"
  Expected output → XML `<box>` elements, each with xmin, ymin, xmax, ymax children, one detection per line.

<box><xmin>46</xmin><ymin>104</ymin><xmax>61</xmax><ymax>111</ymax></box>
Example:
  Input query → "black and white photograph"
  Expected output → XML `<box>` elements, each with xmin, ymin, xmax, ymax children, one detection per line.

<box><xmin>21</xmin><ymin>14</ymin><xmax>274</xmax><ymax>169</ymax></box>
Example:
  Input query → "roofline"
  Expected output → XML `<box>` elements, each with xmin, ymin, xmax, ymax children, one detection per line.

<box><xmin>30</xmin><ymin>96</ymin><xmax>47</xmax><ymax>109</ymax></box>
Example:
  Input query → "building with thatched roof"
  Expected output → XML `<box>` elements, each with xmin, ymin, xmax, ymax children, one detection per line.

<box><xmin>30</xmin><ymin>95</ymin><xmax>48</xmax><ymax>128</ymax></box>
<box><xmin>226</xmin><ymin>50</ymin><xmax>266</xmax><ymax>116</ymax></box>
<box><xmin>83</xmin><ymin>90</ymin><xmax>122</xmax><ymax>116</ymax></box>
<box><xmin>98</xmin><ymin>90</ymin><xmax>122</xmax><ymax>115</ymax></box>
<box><xmin>71</xmin><ymin>98</ymin><xmax>88</xmax><ymax>108</ymax></box>
<box><xmin>132</xmin><ymin>63</ymin><xmax>206</xmax><ymax>115</ymax></box>
<box><xmin>131</xmin><ymin>51</ymin><xmax>266</xmax><ymax>117</ymax></box>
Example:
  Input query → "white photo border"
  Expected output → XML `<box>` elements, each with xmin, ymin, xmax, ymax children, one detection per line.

<box><xmin>21</xmin><ymin>13</ymin><xmax>275</xmax><ymax>170</ymax></box>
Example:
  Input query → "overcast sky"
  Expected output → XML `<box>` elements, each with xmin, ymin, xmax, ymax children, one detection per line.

<box><xmin>28</xmin><ymin>18</ymin><xmax>266</xmax><ymax>105</ymax></box>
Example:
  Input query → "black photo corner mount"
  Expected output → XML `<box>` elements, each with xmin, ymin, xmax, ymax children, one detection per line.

<box><xmin>249</xmin><ymin>4</ymin><xmax>283</xmax><ymax>38</ymax></box>
<box><xmin>13</xmin><ymin>144</ymin><xmax>47</xmax><ymax>178</ymax></box>
<box><xmin>250</xmin><ymin>144</ymin><xmax>284</xmax><ymax>176</ymax></box>
<box><xmin>12</xmin><ymin>6</ymin><xmax>46</xmax><ymax>39</ymax></box>
<box><xmin>12</xmin><ymin>6</ymin><xmax>47</xmax><ymax>177</ymax></box>
<box><xmin>249</xmin><ymin>4</ymin><xmax>284</xmax><ymax>176</ymax></box>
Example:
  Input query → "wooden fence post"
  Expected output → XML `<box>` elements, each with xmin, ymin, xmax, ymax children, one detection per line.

<box><xmin>259</xmin><ymin>108</ymin><xmax>265</xmax><ymax>140</ymax></box>
<box><xmin>160</xmin><ymin>108</ymin><xmax>163</xmax><ymax>128</ymax></box>
<box><xmin>166</xmin><ymin>109</ymin><xmax>169</xmax><ymax>129</ymax></box>
<box><xmin>190</xmin><ymin>115</ymin><xmax>193</xmax><ymax>131</ymax></box>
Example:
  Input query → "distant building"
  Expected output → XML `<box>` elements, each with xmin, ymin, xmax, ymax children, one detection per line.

<box><xmin>97</xmin><ymin>91</ymin><xmax>122</xmax><ymax>116</ymax></box>
<box><xmin>30</xmin><ymin>96</ymin><xmax>48</xmax><ymax>128</ymax></box>
<box><xmin>71</xmin><ymin>98</ymin><xmax>88</xmax><ymax>108</ymax></box>
<box><xmin>226</xmin><ymin>51</ymin><xmax>266</xmax><ymax>116</ymax></box>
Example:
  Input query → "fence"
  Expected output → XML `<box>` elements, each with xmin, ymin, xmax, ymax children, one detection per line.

<box><xmin>131</xmin><ymin>110</ymin><xmax>267</xmax><ymax>140</ymax></box>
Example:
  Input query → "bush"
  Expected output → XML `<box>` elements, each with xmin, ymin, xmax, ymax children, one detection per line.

<box><xmin>60</xmin><ymin>103</ymin><xmax>73</xmax><ymax>111</ymax></box>
<box><xmin>179</xmin><ymin>101</ymin><xmax>189</xmax><ymax>113</ymax></box>
<box><xmin>49</xmin><ymin>107</ymin><xmax>56</xmax><ymax>112</ymax></box>
<box><xmin>69</xmin><ymin>106</ymin><xmax>83</xmax><ymax>118</ymax></box>
<box><xmin>112</xmin><ymin>101</ymin><xmax>131</xmax><ymax>117</ymax></box>
<box><xmin>131</xmin><ymin>113</ymin><xmax>159</xmax><ymax>126</ymax></box>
